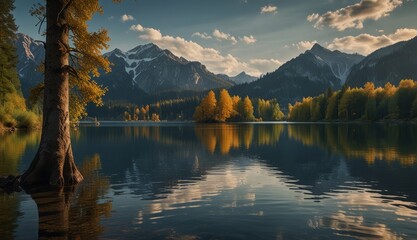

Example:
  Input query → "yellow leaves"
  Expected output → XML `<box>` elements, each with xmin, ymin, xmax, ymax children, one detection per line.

<box><xmin>3</xmin><ymin>93</ymin><xmax>26</xmax><ymax>111</ymax></box>
<box><xmin>290</xmin><ymin>80</ymin><xmax>417</xmax><ymax>121</ymax></box>
<box><xmin>194</xmin><ymin>90</ymin><xmax>282</xmax><ymax>122</ymax></box>
<box><xmin>399</xmin><ymin>79</ymin><xmax>416</xmax><ymax>89</ymax></box>
<box><xmin>241</xmin><ymin>96</ymin><xmax>255</xmax><ymax>121</ymax></box>
<box><xmin>215</xmin><ymin>89</ymin><xmax>233</xmax><ymax>122</ymax></box>
<box><xmin>194</xmin><ymin>90</ymin><xmax>217</xmax><ymax>122</ymax></box>
<box><xmin>61</xmin><ymin>0</ymin><xmax>111</xmax><ymax>123</ymax></box>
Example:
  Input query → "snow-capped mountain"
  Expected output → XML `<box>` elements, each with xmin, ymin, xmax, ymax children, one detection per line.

<box><xmin>346</xmin><ymin>36</ymin><xmax>417</xmax><ymax>87</ymax></box>
<box><xmin>100</xmin><ymin>43</ymin><xmax>233</xmax><ymax>94</ymax></box>
<box><xmin>230</xmin><ymin>44</ymin><xmax>364</xmax><ymax>106</ymax></box>
<box><xmin>15</xmin><ymin>34</ymin><xmax>233</xmax><ymax>100</ymax></box>
<box><xmin>15</xmin><ymin>33</ymin><xmax>44</xmax><ymax>97</ymax></box>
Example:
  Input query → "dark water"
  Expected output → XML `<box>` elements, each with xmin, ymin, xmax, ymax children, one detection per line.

<box><xmin>1</xmin><ymin>122</ymin><xmax>417</xmax><ymax>239</ymax></box>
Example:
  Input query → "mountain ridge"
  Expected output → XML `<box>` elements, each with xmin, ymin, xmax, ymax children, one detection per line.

<box><xmin>346</xmin><ymin>36</ymin><xmax>417</xmax><ymax>87</ymax></box>
<box><xmin>230</xmin><ymin>44</ymin><xmax>364</xmax><ymax>106</ymax></box>
<box><xmin>102</xmin><ymin>43</ymin><xmax>234</xmax><ymax>95</ymax></box>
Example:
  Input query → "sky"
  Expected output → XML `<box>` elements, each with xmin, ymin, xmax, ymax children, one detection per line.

<box><xmin>14</xmin><ymin>0</ymin><xmax>417</xmax><ymax>76</ymax></box>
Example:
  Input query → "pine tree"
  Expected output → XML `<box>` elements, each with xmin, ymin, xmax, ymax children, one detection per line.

<box><xmin>21</xmin><ymin>0</ymin><xmax>121</xmax><ymax>187</ymax></box>
<box><xmin>0</xmin><ymin>0</ymin><xmax>21</xmax><ymax>104</ymax></box>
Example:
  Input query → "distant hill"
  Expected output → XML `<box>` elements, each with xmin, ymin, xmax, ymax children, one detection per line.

<box><xmin>230</xmin><ymin>44</ymin><xmax>364</xmax><ymax>106</ymax></box>
<box><xmin>346</xmin><ymin>36</ymin><xmax>417</xmax><ymax>87</ymax></box>
<box><xmin>217</xmin><ymin>71</ymin><xmax>258</xmax><ymax>85</ymax></box>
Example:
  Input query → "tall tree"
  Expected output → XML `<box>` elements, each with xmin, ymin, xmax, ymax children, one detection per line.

<box><xmin>20</xmin><ymin>0</ymin><xmax>117</xmax><ymax>187</ymax></box>
<box><xmin>215</xmin><ymin>89</ymin><xmax>233</xmax><ymax>122</ymax></box>
<box><xmin>239</xmin><ymin>96</ymin><xmax>255</xmax><ymax>121</ymax></box>
<box><xmin>0</xmin><ymin>0</ymin><xmax>20</xmax><ymax>103</ymax></box>
<box><xmin>194</xmin><ymin>90</ymin><xmax>217</xmax><ymax>122</ymax></box>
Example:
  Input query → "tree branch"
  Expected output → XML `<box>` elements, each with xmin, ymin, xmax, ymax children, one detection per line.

<box><xmin>57</xmin><ymin>0</ymin><xmax>74</xmax><ymax>23</ymax></box>
<box><xmin>62</xmin><ymin>65</ymin><xmax>79</xmax><ymax>79</ymax></box>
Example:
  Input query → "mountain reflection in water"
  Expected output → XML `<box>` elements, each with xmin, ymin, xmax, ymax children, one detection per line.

<box><xmin>1</xmin><ymin>123</ymin><xmax>417</xmax><ymax>239</ymax></box>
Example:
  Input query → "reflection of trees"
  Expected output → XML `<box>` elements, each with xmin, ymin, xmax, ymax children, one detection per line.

<box><xmin>287</xmin><ymin>124</ymin><xmax>417</xmax><ymax>166</ymax></box>
<box><xmin>256</xmin><ymin>124</ymin><xmax>284</xmax><ymax>146</ymax></box>
<box><xmin>0</xmin><ymin>131</ymin><xmax>40</xmax><ymax>175</ymax></box>
<box><xmin>68</xmin><ymin>154</ymin><xmax>112</xmax><ymax>238</ymax></box>
<box><xmin>27</xmin><ymin>154</ymin><xmax>111</xmax><ymax>239</ymax></box>
<box><xmin>0</xmin><ymin>131</ymin><xmax>39</xmax><ymax>238</ymax></box>
<box><xmin>194</xmin><ymin>124</ymin><xmax>284</xmax><ymax>154</ymax></box>
<box><xmin>0</xmin><ymin>193</ymin><xmax>20</xmax><ymax>239</ymax></box>
<box><xmin>276</xmin><ymin>124</ymin><xmax>417</xmax><ymax>204</ymax></box>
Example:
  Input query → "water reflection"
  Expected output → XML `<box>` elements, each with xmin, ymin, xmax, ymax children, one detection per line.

<box><xmin>309</xmin><ymin>211</ymin><xmax>401</xmax><ymax>240</ymax></box>
<box><xmin>0</xmin><ymin>130</ymin><xmax>39</xmax><ymax>238</ymax></box>
<box><xmin>0</xmin><ymin>131</ymin><xmax>40</xmax><ymax>175</ymax></box>
<box><xmin>2</xmin><ymin>123</ymin><xmax>417</xmax><ymax>239</ymax></box>
<box><xmin>287</xmin><ymin>124</ymin><xmax>417</xmax><ymax>166</ymax></box>
<box><xmin>24</xmin><ymin>154</ymin><xmax>111</xmax><ymax>239</ymax></box>
<box><xmin>194</xmin><ymin>124</ymin><xmax>284</xmax><ymax>154</ymax></box>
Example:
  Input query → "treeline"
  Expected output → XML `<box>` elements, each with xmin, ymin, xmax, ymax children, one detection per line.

<box><xmin>0</xmin><ymin>0</ymin><xmax>39</xmax><ymax>129</ymax></box>
<box><xmin>121</xmin><ymin>97</ymin><xmax>201</xmax><ymax>121</ymax></box>
<box><xmin>288</xmin><ymin>80</ymin><xmax>417</xmax><ymax>121</ymax></box>
<box><xmin>194</xmin><ymin>89</ymin><xmax>284</xmax><ymax>122</ymax></box>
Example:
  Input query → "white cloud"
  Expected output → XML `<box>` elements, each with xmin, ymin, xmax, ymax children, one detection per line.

<box><xmin>121</xmin><ymin>14</ymin><xmax>135</xmax><ymax>22</ymax></box>
<box><xmin>293</xmin><ymin>40</ymin><xmax>318</xmax><ymax>51</ymax></box>
<box><xmin>129</xmin><ymin>24</ymin><xmax>280</xmax><ymax>76</ymax></box>
<box><xmin>213</xmin><ymin>29</ymin><xmax>238</xmax><ymax>45</ymax></box>
<box><xmin>248</xmin><ymin>59</ymin><xmax>282</xmax><ymax>74</ymax></box>
<box><xmin>129</xmin><ymin>24</ymin><xmax>144</xmax><ymax>31</ymax></box>
<box><xmin>327</xmin><ymin>28</ymin><xmax>417</xmax><ymax>55</ymax></box>
<box><xmin>307</xmin><ymin>0</ymin><xmax>403</xmax><ymax>31</ymax></box>
<box><xmin>192</xmin><ymin>32</ymin><xmax>212</xmax><ymax>40</ymax></box>
<box><xmin>261</xmin><ymin>5</ymin><xmax>278</xmax><ymax>14</ymax></box>
<box><xmin>194</xmin><ymin>31</ymin><xmax>256</xmax><ymax>45</ymax></box>
<box><xmin>130</xmin><ymin>24</ymin><xmax>162</xmax><ymax>40</ymax></box>
<box><xmin>240</xmin><ymin>35</ymin><xmax>257</xmax><ymax>44</ymax></box>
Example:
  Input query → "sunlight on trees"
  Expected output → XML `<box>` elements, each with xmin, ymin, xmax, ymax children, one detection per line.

<box><xmin>289</xmin><ymin>80</ymin><xmax>417</xmax><ymax>122</ymax></box>
<box><xmin>194</xmin><ymin>89</ymin><xmax>284</xmax><ymax>123</ymax></box>
<box><xmin>0</xmin><ymin>0</ymin><xmax>40</xmax><ymax>129</ymax></box>
<box><xmin>215</xmin><ymin>89</ymin><xmax>233</xmax><ymax>122</ymax></box>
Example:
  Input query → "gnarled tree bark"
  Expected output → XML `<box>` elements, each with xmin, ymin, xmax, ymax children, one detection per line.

<box><xmin>20</xmin><ymin>0</ymin><xmax>83</xmax><ymax>187</ymax></box>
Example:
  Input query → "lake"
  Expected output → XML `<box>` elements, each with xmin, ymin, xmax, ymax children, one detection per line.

<box><xmin>1</xmin><ymin>122</ymin><xmax>417</xmax><ymax>239</ymax></box>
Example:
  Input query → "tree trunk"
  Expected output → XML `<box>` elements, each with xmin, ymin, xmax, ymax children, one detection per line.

<box><xmin>21</xmin><ymin>0</ymin><xmax>83</xmax><ymax>187</ymax></box>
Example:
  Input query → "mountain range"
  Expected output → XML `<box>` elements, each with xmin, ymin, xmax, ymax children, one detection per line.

<box><xmin>102</xmin><ymin>44</ymin><xmax>234</xmax><ymax>95</ymax></box>
<box><xmin>230</xmin><ymin>43</ymin><xmax>364</xmax><ymax>106</ymax></box>
<box><xmin>15</xmin><ymin>34</ymin><xmax>249</xmax><ymax>100</ymax></box>
<box><xmin>15</xmin><ymin>33</ymin><xmax>417</xmax><ymax>109</ymax></box>
<box><xmin>346</xmin><ymin>36</ymin><xmax>417</xmax><ymax>87</ymax></box>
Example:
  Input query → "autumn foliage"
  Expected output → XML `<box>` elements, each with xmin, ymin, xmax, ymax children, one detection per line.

<box><xmin>194</xmin><ymin>89</ymin><xmax>284</xmax><ymax>122</ymax></box>
<box><xmin>288</xmin><ymin>80</ymin><xmax>417</xmax><ymax>121</ymax></box>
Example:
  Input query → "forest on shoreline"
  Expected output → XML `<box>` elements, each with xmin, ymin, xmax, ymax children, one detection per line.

<box><xmin>288</xmin><ymin>80</ymin><xmax>417</xmax><ymax>122</ymax></box>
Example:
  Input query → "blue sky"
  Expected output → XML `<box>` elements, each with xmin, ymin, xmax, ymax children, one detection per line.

<box><xmin>14</xmin><ymin>0</ymin><xmax>417</xmax><ymax>76</ymax></box>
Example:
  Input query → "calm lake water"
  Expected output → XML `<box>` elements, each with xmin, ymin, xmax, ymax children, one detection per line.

<box><xmin>1</xmin><ymin>122</ymin><xmax>417</xmax><ymax>239</ymax></box>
